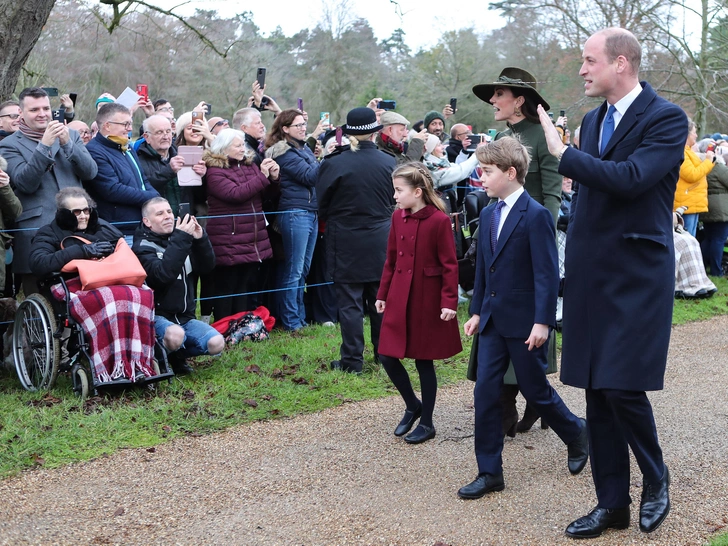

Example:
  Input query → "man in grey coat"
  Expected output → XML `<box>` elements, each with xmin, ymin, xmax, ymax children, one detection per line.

<box><xmin>0</xmin><ymin>87</ymin><xmax>97</xmax><ymax>294</ymax></box>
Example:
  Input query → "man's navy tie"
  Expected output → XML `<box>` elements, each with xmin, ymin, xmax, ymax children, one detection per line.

<box><xmin>490</xmin><ymin>200</ymin><xmax>506</xmax><ymax>253</ymax></box>
<box><xmin>600</xmin><ymin>104</ymin><xmax>616</xmax><ymax>155</ymax></box>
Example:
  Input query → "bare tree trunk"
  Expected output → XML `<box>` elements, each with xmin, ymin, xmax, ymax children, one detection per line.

<box><xmin>0</xmin><ymin>0</ymin><xmax>56</xmax><ymax>99</ymax></box>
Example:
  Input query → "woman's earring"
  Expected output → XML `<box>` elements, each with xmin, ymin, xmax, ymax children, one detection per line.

<box><xmin>514</xmin><ymin>106</ymin><xmax>522</xmax><ymax>117</ymax></box>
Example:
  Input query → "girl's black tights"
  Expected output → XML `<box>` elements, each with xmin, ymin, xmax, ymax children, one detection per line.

<box><xmin>379</xmin><ymin>356</ymin><xmax>437</xmax><ymax>427</ymax></box>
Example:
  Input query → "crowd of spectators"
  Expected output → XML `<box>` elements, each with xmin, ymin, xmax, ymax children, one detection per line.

<box><xmin>0</xmin><ymin>78</ymin><xmax>725</xmax><ymax>378</ymax></box>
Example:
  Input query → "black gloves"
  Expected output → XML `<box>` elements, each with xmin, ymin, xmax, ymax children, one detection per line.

<box><xmin>82</xmin><ymin>241</ymin><xmax>115</xmax><ymax>259</ymax></box>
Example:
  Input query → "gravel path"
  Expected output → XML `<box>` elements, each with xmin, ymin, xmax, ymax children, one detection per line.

<box><xmin>1</xmin><ymin>317</ymin><xmax>727</xmax><ymax>545</ymax></box>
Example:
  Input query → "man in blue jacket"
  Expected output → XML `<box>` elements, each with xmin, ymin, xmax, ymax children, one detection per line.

<box><xmin>539</xmin><ymin>28</ymin><xmax>687</xmax><ymax>539</ymax></box>
<box><xmin>86</xmin><ymin>103</ymin><xmax>159</xmax><ymax>244</ymax></box>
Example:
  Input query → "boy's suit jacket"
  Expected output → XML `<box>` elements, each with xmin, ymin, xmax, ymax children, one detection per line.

<box><xmin>470</xmin><ymin>189</ymin><xmax>559</xmax><ymax>339</ymax></box>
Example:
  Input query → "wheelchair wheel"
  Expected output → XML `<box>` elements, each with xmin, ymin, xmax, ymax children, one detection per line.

<box><xmin>73</xmin><ymin>366</ymin><xmax>89</xmax><ymax>400</ymax></box>
<box><xmin>13</xmin><ymin>294</ymin><xmax>61</xmax><ymax>391</ymax></box>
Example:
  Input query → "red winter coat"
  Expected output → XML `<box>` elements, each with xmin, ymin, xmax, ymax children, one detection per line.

<box><xmin>203</xmin><ymin>151</ymin><xmax>272</xmax><ymax>267</ymax></box>
<box><xmin>377</xmin><ymin>205</ymin><xmax>462</xmax><ymax>360</ymax></box>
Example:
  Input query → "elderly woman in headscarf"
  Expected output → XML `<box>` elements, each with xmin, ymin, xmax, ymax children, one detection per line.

<box><xmin>29</xmin><ymin>187</ymin><xmax>156</xmax><ymax>382</ymax></box>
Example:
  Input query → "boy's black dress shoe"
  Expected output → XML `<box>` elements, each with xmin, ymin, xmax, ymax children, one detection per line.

<box><xmin>394</xmin><ymin>406</ymin><xmax>422</xmax><ymax>436</ymax></box>
<box><xmin>404</xmin><ymin>424</ymin><xmax>435</xmax><ymax>444</ymax></box>
<box><xmin>565</xmin><ymin>506</ymin><xmax>630</xmax><ymax>538</ymax></box>
<box><xmin>567</xmin><ymin>418</ymin><xmax>589</xmax><ymax>475</ymax></box>
<box><xmin>457</xmin><ymin>472</ymin><xmax>505</xmax><ymax>499</ymax></box>
<box><xmin>640</xmin><ymin>466</ymin><xmax>670</xmax><ymax>533</ymax></box>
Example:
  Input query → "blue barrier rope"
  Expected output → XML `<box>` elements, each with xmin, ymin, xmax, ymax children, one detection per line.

<box><xmin>0</xmin><ymin>209</ymin><xmax>311</xmax><ymax>234</ymax></box>
<box><xmin>196</xmin><ymin>281</ymin><xmax>333</xmax><ymax>302</ymax></box>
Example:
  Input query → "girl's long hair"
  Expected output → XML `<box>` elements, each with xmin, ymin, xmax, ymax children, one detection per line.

<box><xmin>392</xmin><ymin>162</ymin><xmax>447</xmax><ymax>213</ymax></box>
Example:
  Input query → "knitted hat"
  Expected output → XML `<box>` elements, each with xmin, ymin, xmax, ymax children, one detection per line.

<box><xmin>95</xmin><ymin>94</ymin><xmax>116</xmax><ymax>109</ymax></box>
<box><xmin>380</xmin><ymin>111</ymin><xmax>410</xmax><ymax>127</ymax></box>
<box><xmin>424</xmin><ymin>133</ymin><xmax>441</xmax><ymax>156</ymax></box>
<box><xmin>341</xmin><ymin>107</ymin><xmax>383</xmax><ymax>135</ymax></box>
<box><xmin>472</xmin><ymin>67</ymin><xmax>551</xmax><ymax>111</ymax></box>
<box><xmin>424</xmin><ymin>110</ymin><xmax>445</xmax><ymax>129</ymax></box>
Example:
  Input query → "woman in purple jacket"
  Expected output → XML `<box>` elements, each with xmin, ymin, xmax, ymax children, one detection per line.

<box><xmin>204</xmin><ymin>129</ymin><xmax>280</xmax><ymax>319</ymax></box>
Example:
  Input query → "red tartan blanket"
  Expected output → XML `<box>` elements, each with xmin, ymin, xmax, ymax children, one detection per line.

<box><xmin>51</xmin><ymin>277</ymin><xmax>156</xmax><ymax>383</ymax></box>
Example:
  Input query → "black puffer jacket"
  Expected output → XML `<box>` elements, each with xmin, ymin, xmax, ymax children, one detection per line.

<box><xmin>29</xmin><ymin>210</ymin><xmax>123</xmax><ymax>278</ymax></box>
<box><xmin>132</xmin><ymin>223</ymin><xmax>215</xmax><ymax>324</ymax></box>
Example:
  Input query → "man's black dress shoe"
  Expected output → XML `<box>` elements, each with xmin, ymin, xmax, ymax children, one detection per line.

<box><xmin>567</xmin><ymin>418</ymin><xmax>589</xmax><ymax>475</ymax></box>
<box><xmin>640</xmin><ymin>466</ymin><xmax>670</xmax><ymax>533</ymax></box>
<box><xmin>457</xmin><ymin>473</ymin><xmax>505</xmax><ymax>499</ymax></box>
<box><xmin>565</xmin><ymin>506</ymin><xmax>630</xmax><ymax>538</ymax></box>
<box><xmin>404</xmin><ymin>424</ymin><xmax>435</xmax><ymax>444</ymax></box>
<box><xmin>394</xmin><ymin>406</ymin><xmax>422</xmax><ymax>436</ymax></box>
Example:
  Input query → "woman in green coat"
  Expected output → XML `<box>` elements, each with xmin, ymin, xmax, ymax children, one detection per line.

<box><xmin>470</xmin><ymin>67</ymin><xmax>562</xmax><ymax>435</ymax></box>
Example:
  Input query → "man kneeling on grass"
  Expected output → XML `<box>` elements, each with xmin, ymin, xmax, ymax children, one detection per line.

<box><xmin>134</xmin><ymin>197</ymin><xmax>225</xmax><ymax>375</ymax></box>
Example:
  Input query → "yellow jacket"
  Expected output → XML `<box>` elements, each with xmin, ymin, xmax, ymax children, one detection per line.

<box><xmin>674</xmin><ymin>145</ymin><xmax>713</xmax><ymax>213</ymax></box>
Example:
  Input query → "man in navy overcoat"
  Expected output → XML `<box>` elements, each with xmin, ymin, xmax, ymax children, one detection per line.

<box><xmin>538</xmin><ymin>28</ymin><xmax>688</xmax><ymax>539</ymax></box>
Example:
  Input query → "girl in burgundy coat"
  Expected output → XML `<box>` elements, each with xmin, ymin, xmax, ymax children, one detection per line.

<box><xmin>203</xmin><ymin>129</ymin><xmax>280</xmax><ymax>319</ymax></box>
<box><xmin>375</xmin><ymin>163</ymin><xmax>462</xmax><ymax>444</ymax></box>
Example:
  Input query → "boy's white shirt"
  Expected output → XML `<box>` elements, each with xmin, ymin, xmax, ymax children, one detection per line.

<box><xmin>496</xmin><ymin>186</ymin><xmax>524</xmax><ymax>239</ymax></box>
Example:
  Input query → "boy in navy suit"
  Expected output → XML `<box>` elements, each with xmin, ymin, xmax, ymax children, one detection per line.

<box><xmin>458</xmin><ymin>137</ymin><xmax>588</xmax><ymax>500</ymax></box>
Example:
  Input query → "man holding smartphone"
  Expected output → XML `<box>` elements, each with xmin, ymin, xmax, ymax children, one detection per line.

<box><xmin>134</xmin><ymin>197</ymin><xmax>224</xmax><ymax>375</ymax></box>
<box><xmin>0</xmin><ymin>87</ymin><xmax>97</xmax><ymax>294</ymax></box>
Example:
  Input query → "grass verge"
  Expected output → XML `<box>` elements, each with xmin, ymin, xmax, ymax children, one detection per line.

<box><xmin>709</xmin><ymin>531</ymin><xmax>728</xmax><ymax>546</ymax></box>
<box><xmin>1</xmin><ymin>276</ymin><xmax>727</xmax><ymax>478</ymax></box>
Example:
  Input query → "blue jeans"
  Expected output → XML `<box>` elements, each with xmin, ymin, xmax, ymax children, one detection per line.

<box><xmin>682</xmin><ymin>213</ymin><xmax>699</xmax><ymax>237</ymax></box>
<box><xmin>154</xmin><ymin>316</ymin><xmax>220</xmax><ymax>358</ymax></box>
<box><xmin>278</xmin><ymin>210</ymin><xmax>317</xmax><ymax>330</ymax></box>
<box><xmin>700</xmin><ymin>221</ymin><xmax>728</xmax><ymax>276</ymax></box>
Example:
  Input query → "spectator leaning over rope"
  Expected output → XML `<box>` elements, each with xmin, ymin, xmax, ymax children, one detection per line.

<box><xmin>134</xmin><ymin>197</ymin><xmax>224</xmax><ymax>376</ymax></box>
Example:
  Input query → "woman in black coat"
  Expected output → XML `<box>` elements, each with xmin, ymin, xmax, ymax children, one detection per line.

<box><xmin>29</xmin><ymin>187</ymin><xmax>123</xmax><ymax>278</ymax></box>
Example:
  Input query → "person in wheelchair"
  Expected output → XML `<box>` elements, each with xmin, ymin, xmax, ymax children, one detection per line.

<box><xmin>28</xmin><ymin>187</ymin><xmax>158</xmax><ymax>383</ymax></box>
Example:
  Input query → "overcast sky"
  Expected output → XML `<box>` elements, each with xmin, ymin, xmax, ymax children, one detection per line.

<box><xmin>156</xmin><ymin>0</ymin><xmax>506</xmax><ymax>51</ymax></box>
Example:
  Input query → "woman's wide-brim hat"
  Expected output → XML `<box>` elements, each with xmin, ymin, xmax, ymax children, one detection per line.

<box><xmin>341</xmin><ymin>107</ymin><xmax>383</xmax><ymax>135</ymax></box>
<box><xmin>473</xmin><ymin>67</ymin><xmax>550</xmax><ymax>111</ymax></box>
